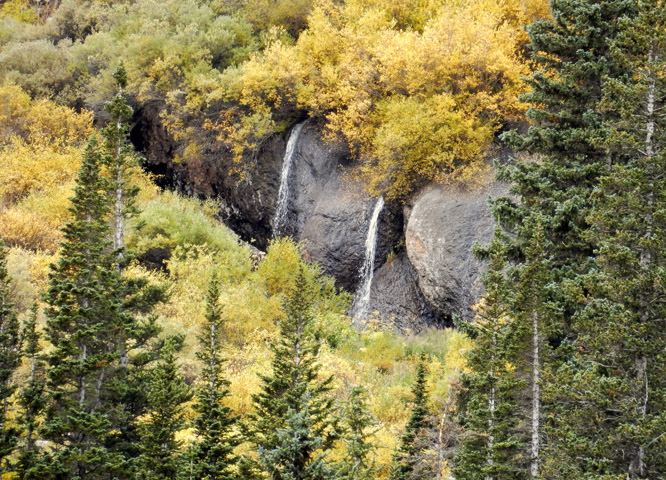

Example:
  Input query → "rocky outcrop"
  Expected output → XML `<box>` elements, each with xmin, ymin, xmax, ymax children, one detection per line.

<box><xmin>283</xmin><ymin>122</ymin><xmax>403</xmax><ymax>292</ymax></box>
<box><xmin>129</xmin><ymin>104</ymin><xmax>504</xmax><ymax>329</ymax></box>
<box><xmin>405</xmin><ymin>180</ymin><xmax>509</xmax><ymax>320</ymax></box>
<box><xmin>365</xmin><ymin>252</ymin><xmax>439</xmax><ymax>331</ymax></box>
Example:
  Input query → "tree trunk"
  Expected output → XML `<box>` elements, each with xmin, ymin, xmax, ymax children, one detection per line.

<box><xmin>530</xmin><ymin>310</ymin><xmax>540</xmax><ymax>479</ymax></box>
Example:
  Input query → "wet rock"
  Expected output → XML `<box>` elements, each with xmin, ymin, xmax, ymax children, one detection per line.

<box><xmin>284</xmin><ymin>122</ymin><xmax>403</xmax><ymax>291</ymax></box>
<box><xmin>365</xmin><ymin>252</ymin><xmax>440</xmax><ymax>331</ymax></box>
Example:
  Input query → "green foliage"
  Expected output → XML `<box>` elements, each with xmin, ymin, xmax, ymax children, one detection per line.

<box><xmin>0</xmin><ymin>243</ymin><xmax>22</xmax><ymax>472</ymax></box>
<box><xmin>543</xmin><ymin>2</ymin><xmax>666</xmax><ymax>477</ymax></box>
<box><xmin>17</xmin><ymin>303</ymin><xmax>46</xmax><ymax>479</ymax></box>
<box><xmin>453</xmin><ymin>233</ymin><xmax>528</xmax><ymax>480</ymax></box>
<box><xmin>188</xmin><ymin>274</ymin><xmax>240</xmax><ymax>480</ymax></box>
<box><xmin>245</xmin><ymin>268</ymin><xmax>339</xmax><ymax>479</ymax></box>
<box><xmin>337</xmin><ymin>386</ymin><xmax>378</xmax><ymax>480</ymax></box>
<box><xmin>38</xmin><ymin>132</ymin><xmax>167</xmax><ymax>479</ymax></box>
<box><xmin>389</xmin><ymin>355</ymin><xmax>432</xmax><ymax>480</ymax></box>
<box><xmin>102</xmin><ymin>62</ymin><xmax>140</xmax><ymax>257</ymax></box>
<box><xmin>136</xmin><ymin>335</ymin><xmax>191</xmax><ymax>480</ymax></box>
<box><xmin>127</xmin><ymin>192</ymin><xmax>249</xmax><ymax>264</ymax></box>
<box><xmin>39</xmin><ymin>136</ymin><xmax>128</xmax><ymax>479</ymax></box>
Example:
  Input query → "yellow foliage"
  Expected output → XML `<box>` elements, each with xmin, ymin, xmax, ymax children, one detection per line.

<box><xmin>0</xmin><ymin>84</ymin><xmax>93</xmax><ymax>147</ymax></box>
<box><xmin>0</xmin><ymin>0</ymin><xmax>37</xmax><ymax>23</ymax></box>
<box><xmin>0</xmin><ymin>139</ymin><xmax>80</xmax><ymax>204</ymax></box>
<box><xmin>222</xmin><ymin>0</ymin><xmax>549</xmax><ymax>198</ymax></box>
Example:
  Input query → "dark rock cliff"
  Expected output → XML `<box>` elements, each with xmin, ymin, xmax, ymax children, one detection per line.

<box><xmin>130</xmin><ymin>106</ymin><xmax>503</xmax><ymax>330</ymax></box>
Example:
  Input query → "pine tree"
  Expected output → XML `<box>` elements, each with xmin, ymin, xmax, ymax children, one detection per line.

<box><xmin>188</xmin><ymin>274</ymin><xmax>239</xmax><ymax>480</ymax></box>
<box><xmin>389</xmin><ymin>355</ymin><xmax>431</xmax><ymax>480</ymax></box>
<box><xmin>485</xmin><ymin>0</ymin><xmax>637</xmax><ymax>475</ymax></box>
<box><xmin>0</xmin><ymin>243</ymin><xmax>22</xmax><ymax>474</ymax></box>
<box><xmin>100</xmin><ymin>66</ymin><xmax>168</xmax><ymax>469</ymax></box>
<box><xmin>18</xmin><ymin>304</ymin><xmax>46</xmax><ymax>479</ymax></box>
<box><xmin>337</xmin><ymin>386</ymin><xmax>378</xmax><ymax>480</ymax></box>
<box><xmin>136</xmin><ymin>335</ymin><xmax>191</xmax><ymax>480</ymax></box>
<box><xmin>39</xmin><ymin>136</ymin><xmax>130</xmax><ymax>479</ymax></box>
<box><xmin>547</xmin><ymin>2</ymin><xmax>666</xmax><ymax>477</ymax></box>
<box><xmin>245</xmin><ymin>267</ymin><xmax>338</xmax><ymax>480</ymax></box>
<box><xmin>102</xmin><ymin>62</ymin><xmax>139</xmax><ymax>264</ymax></box>
<box><xmin>453</xmin><ymin>232</ymin><xmax>528</xmax><ymax>480</ymax></box>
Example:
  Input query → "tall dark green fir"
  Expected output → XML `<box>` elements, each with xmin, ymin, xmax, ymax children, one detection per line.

<box><xmin>102</xmin><ymin>62</ymin><xmax>139</xmax><ymax>262</ymax></box>
<box><xmin>40</xmin><ymin>137</ymin><xmax>127</xmax><ymax>479</ymax></box>
<box><xmin>486</xmin><ymin>0</ymin><xmax>637</xmax><ymax>476</ymax></box>
<box><xmin>548</xmin><ymin>1</ymin><xmax>666</xmax><ymax>477</ymax></box>
<box><xmin>453</xmin><ymin>231</ymin><xmax>528</xmax><ymax>480</ymax></box>
<box><xmin>337</xmin><ymin>386</ymin><xmax>378</xmax><ymax>480</ymax></box>
<box><xmin>136</xmin><ymin>335</ymin><xmax>191</xmax><ymax>480</ymax></box>
<box><xmin>188</xmin><ymin>273</ymin><xmax>239</xmax><ymax>480</ymax></box>
<box><xmin>245</xmin><ymin>268</ymin><xmax>338</xmax><ymax>480</ymax></box>
<box><xmin>18</xmin><ymin>304</ymin><xmax>46</xmax><ymax>479</ymax></box>
<box><xmin>389</xmin><ymin>355</ymin><xmax>431</xmax><ymax>480</ymax></box>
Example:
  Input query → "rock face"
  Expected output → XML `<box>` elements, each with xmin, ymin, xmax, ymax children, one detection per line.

<box><xmin>282</xmin><ymin>121</ymin><xmax>403</xmax><ymax>292</ymax></box>
<box><xmin>366</xmin><ymin>252</ymin><xmax>439</xmax><ymax>331</ymax></box>
<box><xmin>405</xmin><ymin>181</ymin><xmax>509</xmax><ymax>320</ymax></box>
<box><xmin>130</xmin><ymin>105</ymin><xmax>503</xmax><ymax>329</ymax></box>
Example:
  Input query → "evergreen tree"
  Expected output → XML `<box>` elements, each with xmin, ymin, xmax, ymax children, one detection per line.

<box><xmin>547</xmin><ymin>2</ymin><xmax>666</xmax><ymax>477</ymax></box>
<box><xmin>39</xmin><ymin>136</ymin><xmax>129</xmax><ymax>479</ymax></box>
<box><xmin>453</xmin><ymin>232</ymin><xmax>528</xmax><ymax>480</ymax></box>
<box><xmin>102</xmin><ymin>62</ymin><xmax>139</xmax><ymax>263</ymax></box>
<box><xmin>136</xmin><ymin>335</ymin><xmax>191</xmax><ymax>480</ymax></box>
<box><xmin>389</xmin><ymin>355</ymin><xmax>431</xmax><ymax>480</ymax></box>
<box><xmin>245</xmin><ymin>268</ymin><xmax>338</xmax><ymax>480</ymax></box>
<box><xmin>484</xmin><ymin>0</ymin><xmax>637</xmax><ymax>475</ymax></box>
<box><xmin>337</xmin><ymin>386</ymin><xmax>378</xmax><ymax>480</ymax></box>
<box><xmin>0</xmin><ymin>243</ymin><xmax>21</xmax><ymax>474</ymax></box>
<box><xmin>18</xmin><ymin>304</ymin><xmax>46</xmax><ymax>479</ymax></box>
<box><xmin>188</xmin><ymin>274</ymin><xmax>239</xmax><ymax>480</ymax></box>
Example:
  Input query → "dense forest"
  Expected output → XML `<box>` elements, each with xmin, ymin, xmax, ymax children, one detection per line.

<box><xmin>0</xmin><ymin>0</ymin><xmax>665</xmax><ymax>479</ymax></box>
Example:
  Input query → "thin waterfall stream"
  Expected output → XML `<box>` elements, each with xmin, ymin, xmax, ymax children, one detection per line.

<box><xmin>272</xmin><ymin>121</ymin><xmax>307</xmax><ymax>237</ymax></box>
<box><xmin>351</xmin><ymin>196</ymin><xmax>385</xmax><ymax>323</ymax></box>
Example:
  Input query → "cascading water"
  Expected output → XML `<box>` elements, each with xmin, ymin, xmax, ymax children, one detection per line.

<box><xmin>272</xmin><ymin>121</ymin><xmax>307</xmax><ymax>237</ymax></box>
<box><xmin>351</xmin><ymin>196</ymin><xmax>385</xmax><ymax>323</ymax></box>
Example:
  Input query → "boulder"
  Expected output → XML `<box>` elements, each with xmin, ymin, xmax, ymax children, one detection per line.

<box><xmin>405</xmin><ymin>180</ymin><xmax>509</xmax><ymax>320</ymax></box>
<box><xmin>365</xmin><ymin>252</ymin><xmax>440</xmax><ymax>331</ymax></box>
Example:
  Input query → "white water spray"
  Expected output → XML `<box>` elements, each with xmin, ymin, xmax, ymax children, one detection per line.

<box><xmin>273</xmin><ymin>121</ymin><xmax>306</xmax><ymax>237</ymax></box>
<box><xmin>351</xmin><ymin>196</ymin><xmax>385</xmax><ymax>323</ymax></box>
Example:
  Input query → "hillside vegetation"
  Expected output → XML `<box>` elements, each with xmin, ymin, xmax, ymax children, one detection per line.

<box><xmin>2</xmin><ymin>0</ymin><xmax>665</xmax><ymax>479</ymax></box>
<box><xmin>0</xmin><ymin>82</ymin><xmax>470</xmax><ymax>478</ymax></box>
<box><xmin>0</xmin><ymin>0</ymin><xmax>548</xmax><ymax>199</ymax></box>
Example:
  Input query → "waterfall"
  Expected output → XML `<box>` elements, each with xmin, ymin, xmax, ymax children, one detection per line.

<box><xmin>351</xmin><ymin>196</ymin><xmax>385</xmax><ymax>323</ymax></box>
<box><xmin>273</xmin><ymin>121</ymin><xmax>307</xmax><ymax>237</ymax></box>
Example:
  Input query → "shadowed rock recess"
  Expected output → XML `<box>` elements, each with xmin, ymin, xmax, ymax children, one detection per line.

<box><xmin>133</xmin><ymin>110</ymin><xmax>501</xmax><ymax>330</ymax></box>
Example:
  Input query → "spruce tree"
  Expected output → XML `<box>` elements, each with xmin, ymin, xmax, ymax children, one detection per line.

<box><xmin>245</xmin><ymin>268</ymin><xmax>338</xmax><ymax>480</ymax></box>
<box><xmin>18</xmin><ymin>304</ymin><xmax>46</xmax><ymax>479</ymax></box>
<box><xmin>389</xmin><ymin>355</ymin><xmax>431</xmax><ymax>480</ymax></box>
<box><xmin>337</xmin><ymin>386</ymin><xmax>378</xmax><ymax>480</ymax></box>
<box><xmin>548</xmin><ymin>2</ymin><xmax>666</xmax><ymax>477</ymax></box>
<box><xmin>136</xmin><ymin>335</ymin><xmax>191</xmax><ymax>480</ymax></box>
<box><xmin>39</xmin><ymin>136</ymin><xmax>129</xmax><ymax>479</ymax></box>
<box><xmin>0</xmin><ymin>243</ymin><xmax>21</xmax><ymax>474</ymax></box>
<box><xmin>102</xmin><ymin>62</ymin><xmax>139</xmax><ymax>263</ymax></box>
<box><xmin>188</xmin><ymin>274</ymin><xmax>239</xmax><ymax>480</ymax></box>
<box><xmin>453</xmin><ymin>232</ymin><xmax>527</xmax><ymax>480</ymax></box>
<box><xmin>483</xmin><ymin>0</ymin><xmax>637</xmax><ymax>475</ymax></box>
